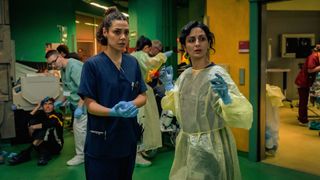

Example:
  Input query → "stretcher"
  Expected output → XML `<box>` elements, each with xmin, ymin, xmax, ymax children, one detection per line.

<box><xmin>12</xmin><ymin>74</ymin><xmax>63</xmax><ymax>111</ymax></box>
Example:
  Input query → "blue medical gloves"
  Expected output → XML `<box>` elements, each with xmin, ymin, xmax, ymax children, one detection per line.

<box><xmin>108</xmin><ymin>101</ymin><xmax>139</xmax><ymax>118</ymax></box>
<box><xmin>54</xmin><ymin>101</ymin><xmax>63</xmax><ymax>109</ymax></box>
<box><xmin>159</xmin><ymin>66</ymin><xmax>174</xmax><ymax>91</ymax></box>
<box><xmin>210</xmin><ymin>74</ymin><xmax>232</xmax><ymax>105</ymax></box>
<box><xmin>11</xmin><ymin>104</ymin><xmax>17</xmax><ymax>111</ymax></box>
<box><xmin>163</xmin><ymin>50</ymin><xmax>173</xmax><ymax>58</ymax></box>
<box><xmin>74</xmin><ymin>107</ymin><xmax>83</xmax><ymax>119</ymax></box>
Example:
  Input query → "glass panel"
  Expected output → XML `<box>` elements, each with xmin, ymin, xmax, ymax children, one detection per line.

<box><xmin>76</xmin><ymin>14</ymin><xmax>103</xmax><ymax>61</ymax></box>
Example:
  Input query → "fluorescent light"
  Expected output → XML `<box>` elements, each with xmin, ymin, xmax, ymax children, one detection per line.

<box><xmin>122</xmin><ymin>12</ymin><xmax>129</xmax><ymax>17</ymax></box>
<box><xmin>75</xmin><ymin>20</ymin><xmax>80</xmax><ymax>24</ymax></box>
<box><xmin>90</xmin><ymin>2</ymin><xmax>107</xmax><ymax>10</ymax></box>
<box><xmin>89</xmin><ymin>2</ymin><xmax>129</xmax><ymax>17</ymax></box>
<box><xmin>84</xmin><ymin>22</ymin><xmax>99</xmax><ymax>27</ymax></box>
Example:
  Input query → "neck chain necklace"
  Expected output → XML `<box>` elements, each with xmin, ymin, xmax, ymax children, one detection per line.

<box><xmin>104</xmin><ymin>50</ymin><xmax>122</xmax><ymax>70</ymax></box>
<box><xmin>111</xmin><ymin>59</ymin><xmax>122</xmax><ymax>70</ymax></box>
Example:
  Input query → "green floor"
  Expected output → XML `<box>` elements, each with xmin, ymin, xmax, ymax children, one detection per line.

<box><xmin>0</xmin><ymin>130</ymin><xmax>319</xmax><ymax>180</ymax></box>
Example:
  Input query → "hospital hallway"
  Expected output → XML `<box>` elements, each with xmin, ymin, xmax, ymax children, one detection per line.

<box><xmin>263</xmin><ymin>106</ymin><xmax>320</xmax><ymax>176</ymax></box>
<box><xmin>0</xmin><ymin>127</ymin><xmax>319</xmax><ymax>180</ymax></box>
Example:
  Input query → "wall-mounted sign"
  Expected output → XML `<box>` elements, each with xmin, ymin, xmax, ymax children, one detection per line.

<box><xmin>239</xmin><ymin>41</ymin><xmax>250</xmax><ymax>53</ymax></box>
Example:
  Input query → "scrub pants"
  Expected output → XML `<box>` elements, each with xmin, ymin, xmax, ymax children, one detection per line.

<box><xmin>73</xmin><ymin>114</ymin><xmax>87</xmax><ymax>157</ymax></box>
<box><xmin>298</xmin><ymin>87</ymin><xmax>310</xmax><ymax>123</ymax></box>
<box><xmin>85</xmin><ymin>153</ymin><xmax>136</xmax><ymax>180</ymax></box>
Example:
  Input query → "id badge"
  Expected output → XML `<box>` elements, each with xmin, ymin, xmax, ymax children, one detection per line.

<box><xmin>63</xmin><ymin>91</ymin><xmax>71</xmax><ymax>97</ymax></box>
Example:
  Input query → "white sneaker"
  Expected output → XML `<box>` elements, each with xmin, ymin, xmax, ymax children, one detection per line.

<box><xmin>265</xmin><ymin>149</ymin><xmax>276</xmax><ymax>157</ymax></box>
<box><xmin>135</xmin><ymin>153</ymin><xmax>151</xmax><ymax>167</ymax></box>
<box><xmin>298</xmin><ymin>122</ymin><xmax>309</xmax><ymax>127</ymax></box>
<box><xmin>66</xmin><ymin>155</ymin><xmax>84</xmax><ymax>166</ymax></box>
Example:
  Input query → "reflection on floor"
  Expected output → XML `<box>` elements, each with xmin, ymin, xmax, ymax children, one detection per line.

<box><xmin>263</xmin><ymin>106</ymin><xmax>320</xmax><ymax>176</ymax></box>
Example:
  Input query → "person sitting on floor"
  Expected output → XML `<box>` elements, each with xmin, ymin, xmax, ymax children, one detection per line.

<box><xmin>8</xmin><ymin>97</ymin><xmax>64</xmax><ymax>166</ymax></box>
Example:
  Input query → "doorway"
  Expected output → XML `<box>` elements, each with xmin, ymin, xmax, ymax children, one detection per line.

<box><xmin>260</xmin><ymin>0</ymin><xmax>320</xmax><ymax>176</ymax></box>
<box><xmin>75</xmin><ymin>13</ymin><xmax>104</xmax><ymax>61</ymax></box>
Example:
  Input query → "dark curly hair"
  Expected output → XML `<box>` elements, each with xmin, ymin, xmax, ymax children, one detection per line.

<box><xmin>179</xmin><ymin>21</ymin><xmax>215</xmax><ymax>53</ymax></box>
<box><xmin>96</xmin><ymin>6</ymin><xmax>128</xmax><ymax>46</ymax></box>
<box><xmin>135</xmin><ymin>35</ymin><xmax>152</xmax><ymax>51</ymax></box>
<box><xmin>56</xmin><ymin>44</ymin><xmax>70</xmax><ymax>55</ymax></box>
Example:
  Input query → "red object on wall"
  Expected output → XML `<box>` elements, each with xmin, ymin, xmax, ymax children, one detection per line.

<box><xmin>239</xmin><ymin>41</ymin><xmax>250</xmax><ymax>53</ymax></box>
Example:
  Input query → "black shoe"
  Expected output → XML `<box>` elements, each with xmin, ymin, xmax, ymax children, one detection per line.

<box><xmin>8</xmin><ymin>150</ymin><xmax>31</xmax><ymax>165</ymax></box>
<box><xmin>0</xmin><ymin>155</ymin><xmax>4</xmax><ymax>164</ymax></box>
<box><xmin>37</xmin><ymin>154</ymin><xmax>51</xmax><ymax>166</ymax></box>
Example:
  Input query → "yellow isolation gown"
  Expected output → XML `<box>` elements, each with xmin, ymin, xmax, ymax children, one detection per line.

<box><xmin>162</xmin><ymin>65</ymin><xmax>253</xmax><ymax>180</ymax></box>
<box><xmin>131</xmin><ymin>51</ymin><xmax>167</xmax><ymax>151</ymax></box>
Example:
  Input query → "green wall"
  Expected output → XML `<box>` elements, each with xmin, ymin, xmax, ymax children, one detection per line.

<box><xmin>10</xmin><ymin>0</ymin><xmax>75</xmax><ymax>62</ymax></box>
<box><xmin>129</xmin><ymin>0</ymin><xmax>179</xmax><ymax>76</ymax></box>
<box><xmin>128</xmin><ymin>0</ymin><xmax>164</xmax><ymax>47</ymax></box>
<box><xmin>9</xmin><ymin>0</ymin><xmax>104</xmax><ymax>62</ymax></box>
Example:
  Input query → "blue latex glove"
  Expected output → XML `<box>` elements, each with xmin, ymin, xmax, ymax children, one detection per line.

<box><xmin>108</xmin><ymin>103</ymin><xmax>121</xmax><ymax>117</ymax></box>
<box><xmin>11</xmin><ymin>104</ymin><xmax>17</xmax><ymax>111</ymax></box>
<box><xmin>159</xmin><ymin>66</ymin><xmax>174</xmax><ymax>91</ymax></box>
<box><xmin>210</xmin><ymin>73</ymin><xmax>232</xmax><ymax>105</ymax></box>
<box><xmin>163</xmin><ymin>50</ymin><xmax>173</xmax><ymax>58</ymax></box>
<box><xmin>117</xmin><ymin>101</ymin><xmax>139</xmax><ymax>117</ymax></box>
<box><xmin>54</xmin><ymin>100</ymin><xmax>63</xmax><ymax>109</ymax></box>
<box><xmin>109</xmin><ymin>101</ymin><xmax>139</xmax><ymax>118</ymax></box>
<box><xmin>74</xmin><ymin>107</ymin><xmax>83</xmax><ymax>119</ymax></box>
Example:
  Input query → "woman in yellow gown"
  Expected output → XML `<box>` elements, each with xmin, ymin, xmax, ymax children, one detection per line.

<box><xmin>160</xmin><ymin>21</ymin><xmax>253</xmax><ymax>180</ymax></box>
<box><xmin>131</xmin><ymin>36</ymin><xmax>171</xmax><ymax>166</ymax></box>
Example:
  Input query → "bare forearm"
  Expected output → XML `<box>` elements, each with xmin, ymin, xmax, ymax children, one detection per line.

<box><xmin>30</xmin><ymin>104</ymin><xmax>41</xmax><ymax>115</ymax></box>
<box><xmin>308</xmin><ymin>66</ymin><xmax>320</xmax><ymax>73</ymax></box>
<box><xmin>78</xmin><ymin>98</ymin><xmax>84</xmax><ymax>108</ymax></box>
<box><xmin>31</xmin><ymin>123</ymin><xmax>42</xmax><ymax>130</ymax></box>
<box><xmin>84</xmin><ymin>97</ymin><xmax>110</xmax><ymax>117</ymax></box>
<box><xmin>132</xmin><ymin>93</ymin><xmax>147</xmax><ymax>108</ymax></box>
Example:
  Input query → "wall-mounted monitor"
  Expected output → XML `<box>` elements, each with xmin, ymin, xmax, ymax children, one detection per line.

<box><xmin>281</xmin><ymin>33</ymin><xmax>315</xmax><ymax>58</ymax></box>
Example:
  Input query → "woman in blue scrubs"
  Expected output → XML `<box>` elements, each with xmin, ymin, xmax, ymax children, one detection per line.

<box><xmin>78</xmin><ymin>7</ymin><xmax>147</xmax><ymax>180</ymax></box>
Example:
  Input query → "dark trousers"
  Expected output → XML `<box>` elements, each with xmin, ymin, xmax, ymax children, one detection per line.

<box><xmin>85</xmin><ymin>153</ymin><xmax>136</xmax><ymax>180</ymax></box>
<box><xmin>298</xmin><ymin>87</ymin><xmax>310</xmax><ymax>123</ymax></box>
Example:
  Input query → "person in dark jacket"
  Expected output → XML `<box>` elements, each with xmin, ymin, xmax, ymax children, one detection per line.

<box><xmin>8</xmin><ymin>97</ymin><xmax>64</xmax><ymax>166</ymax></box>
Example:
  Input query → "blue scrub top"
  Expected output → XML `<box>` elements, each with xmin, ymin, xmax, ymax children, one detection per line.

<box><xmin>78</xmin><ymin>52</ymin><xmax>147</xmax><ymax>159</ymax></box>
